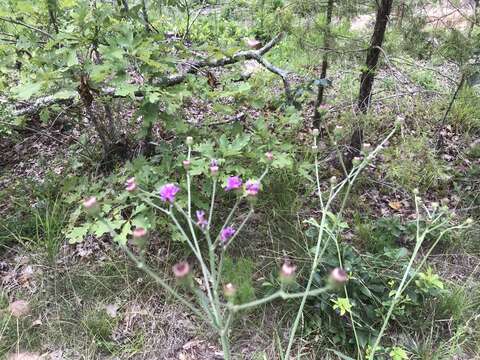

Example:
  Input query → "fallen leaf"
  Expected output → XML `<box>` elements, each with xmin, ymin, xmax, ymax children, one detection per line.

<box><xmin>9</xmin><ymin>300</ymin><xmax>31</xmax><ymax>318</ymax></box>
<box><xmin>105</xmin><ymin>303</ymin><xmax>119</xmax><ymax>318</ymax></box>
<box><xmin>388</xmin><ymin>200</ymin><xmax>402</xmax><ymax>211</ymax></box>
<box><xmin>7</xmin><ymin>352</ymin><xmax>40</xmax><ymax>360</ymax></box>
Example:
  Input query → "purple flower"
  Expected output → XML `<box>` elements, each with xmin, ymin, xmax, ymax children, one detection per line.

<box><xmin>224</xmin><ymin>176</ymin><xmax>242</xmax><ymax>191</ymax></box>
<box><xmin>159</xmin><ymin>183</ymin><xmax>180</xmax><ymax>203</ymax></box>
<box><xmin>245</xmin><ymin>180</ymin><xmax>260</xmax><ymax>196</ymax></box>
<box><xmin>196</xmin><ymin>210</ymin><xmax>208</xmax><ymax>229</ymax></box>
<box><xmin>220</xmin><ymin>227</ymin><xmax>235</xmax><ymax>244</ymax></box>
<box><xmin>125</xmin><ymin>177</ymin><xmax>137</xmax><ymax>192</ymax></box>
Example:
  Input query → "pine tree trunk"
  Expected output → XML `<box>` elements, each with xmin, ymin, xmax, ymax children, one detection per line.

<box><xmin>347</xmin><ymin>0</ymin><xmax>393</xmax><ymax>170</ymax></box>
<box><xmin>313</xmin><ymin>0</ymin><xmax>334</xmax><ymax>129</ymax></box>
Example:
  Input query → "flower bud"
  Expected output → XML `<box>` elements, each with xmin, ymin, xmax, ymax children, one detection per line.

<box><xmin>329</xmin><ymin>267</ymin><xmax>348</xmax><ymax>285</ymax></box>
<box><xmin>352</xmin><ymin>156</ymin><xmax>362</xmax><ymax>166</ymax></box>
<box><xmin>311</xmin><ymin>145</ymin><xmax>319</xmax><ymax>153</ymax></box>
<box><xmin>279</xmin><ymin>261</ymin><xmax>297</xmax><ymax>284</ymax></box>
<box><xmin>333</xmin><ymin>125</ymin><xmax>343</xmax><ymax>139</ymax></box>
<box><xmin>223</xmin><ymin>283</ymin><xmax>236</xmax><ymax>299</ymax></box>
<box><xmin>265</xmin><ymin>151</ymin><xmax>274</xmax><ymax>162</ymax></box>
<box><xmin>132</xmin><ymin>227</ymin><xmax>148</xmax><ymax>248</ymax></box>
<box><xmin>413</xmin><ymin>188</ymin><xmax>419</xmax><ymax>196</ymax></box>
<box><xmin>183</xmin><ymin>160</ymin><xmax>191</xmax><ymax>170</ymax></box>
<box><xmin>172</xmin><ymin>261</ymin><xmax>190</xmax><ymax>279</ymax></box>
<box><xmin>330</xmin><ymin>176</ymin><xmax>337</xmax><ymax>185</ymax></box>
<box><xmin>312</xmin><ymin>128</ymin><xmax>320</xmax><ymax>136</ymax></box>
<box><xmin>210</xmin><ymin>159</ymin><xmax>219</xmax><ymax>177</ymax></box>
<box><xmin>83</xmin><ymin>196</ymin><xmax>99</xmax><ymax>215</ymax></box>
<box><xmin>186</xmin><ymin>136</ymin><xmax>193</xmax><ymax>146</ymax></box>
<box><xmin>362</xmin><ymin>143</ymin><xmax>372</xmax><ymax>156</ymax></box>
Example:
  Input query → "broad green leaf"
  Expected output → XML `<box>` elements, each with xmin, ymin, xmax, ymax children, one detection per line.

<box><xmin>53</xmin><ymin>89</ymin><xmax>78</xmax><ymax>99</ymax></box>
<box><xmin>67</xmin><ymin>50</ymin><xmax>79</xmax><ymax>66</ymax></box>
<box><xmin>66</xmin><ymin>224</ymin><xmax>90</xmax><ymax>244</ymax></box>
<box><xmin>13</xmin><ymin>82</ymin><xmax>43</xmax><ymax>100</ymax></box>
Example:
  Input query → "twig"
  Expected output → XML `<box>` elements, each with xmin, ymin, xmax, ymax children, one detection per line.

<box><xmin>0</xmin><ymin>16</ymin><xmax>53</xmax><ymax>39</ymax></box>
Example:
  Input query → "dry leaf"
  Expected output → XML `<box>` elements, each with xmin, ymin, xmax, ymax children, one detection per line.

<box><xmin>7</xmin><ymin>352</ymin><xmax>40</xmax><ymax>360</ymax></box>
<box><xmin>9</xmin><ymin>300</ymin><xmax>31</xmax><ymax>318</ymax></box>
<box><xmin>105</xmin><ymin>303</ymin><xmax>119</xmax><ymax>318</ymax></box>
<box><xmin>388</xmin><ymin>200</ymin><xmax>402</xmax><ymax>211</ymax></box>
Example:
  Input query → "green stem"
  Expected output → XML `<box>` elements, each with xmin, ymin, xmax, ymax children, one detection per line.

<box><xmin>229</xmin><ymin>286</ymin><xmax>331</xmax><ymax>312</ymax></box>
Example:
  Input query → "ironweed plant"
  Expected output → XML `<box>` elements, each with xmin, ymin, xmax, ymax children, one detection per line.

<box><xmin>81</xmin><ymin>125</ymin><xmax>471</xmax><ymax>359</ymax></box>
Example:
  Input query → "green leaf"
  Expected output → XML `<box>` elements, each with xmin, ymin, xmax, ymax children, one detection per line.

<box><xmin>114</xmin><ymin>221</ymin><xmax>131</xmax><ymax>245</ymax></box>
<box><xmin>65</xmin><ymin>224</ymin><xmax>90</xmax><ymax>244</ymax></box>
<box><xmin>67</xmin><ymin>49</ymin><xmax>79</xmax><ymax>66</ymax></box>
<box><xmin>115</xmin><ymin>83</ymin><xmax>139</xmax><ymax>98</ymax></box>
<box><xmin>13</xmin><ymin>82</ymin><xmax>43</xmax><ymax>100</ymax></box>
<box><xmin>53</xmin><ymin>89</ymin><xmax>78</xmax><ymax>99</ymax></box>
<box><xmin>327</xmin><ymin>349</ymin><xmax>355</xmax><ymax>360</ymax></box>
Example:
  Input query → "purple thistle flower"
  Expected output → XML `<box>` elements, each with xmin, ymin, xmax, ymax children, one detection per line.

<box><xmin>220</xmin><ymin>227</ymin><xmax>235</xmax><ymax>244</ymax></box>
<box><xmin>159</xmin><ymin>183</ymin><xmax>180</xmax><ymax>203</ymax></box>
<box><xmin>196</xmin><ymin>210</ymin><xmax>208</xmax><ymax>229</ymax></box>
<box><xmin>224</xmin><ymin>176</ymin><xmax>242</xmax><ymax>191</ymax></box>
<box><xmin>125</xmin><ymin>177</ymin><xmax>137</xmax><ymax>192</ymax></box>
<box><xmin>245</xmin><ymin>180</ymin><xmax>260</xmax><ymax>196</ymax></box>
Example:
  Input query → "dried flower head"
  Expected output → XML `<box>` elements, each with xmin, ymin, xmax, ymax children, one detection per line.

<box><xmin>224</xmin><ymin>176</ymin><xmax>242</xmax><ymax>191</ymax></box>
<box><xmin>220</xmin><ymin>227</ymin><xmax>236</xmax><ymax>244</ymax></box>
<box><xmin>159</xmin><ymin>184</ymin><xmax>180</xmax><ymax>203</ymax></box>
<box><xmin>196</xmin><ymin>210</ymin><xmax>208</xmax><ymax>229</ymax></box>
<box><xmin>172</xmin><ymin>261</ymin><xmax>190</xmax><ymax>279</ymax></box>
<box><xmin>245</xmin><ymin>180</ymin><xmax>260</xmax><ymax>196</ymax></box>
<box><xmin>125</xmin><ymin>177</ymin><xmax>137</xmax><ymax>192</ymax></box>
<box><xmin>330</xmin><ymin>267</ymin><xmax>348</xmax><ymax>284</ymax></box>
<box><xmin>9</xmin><ymin>300</ymin><xmax>30</xmax><ymax>318</ymax></box>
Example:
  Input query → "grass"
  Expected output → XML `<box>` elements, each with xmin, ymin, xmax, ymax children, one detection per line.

<box><xmin>0</xmin><ymin>176</ymin><xmax>69</xmax><ymax>261</ymax></box>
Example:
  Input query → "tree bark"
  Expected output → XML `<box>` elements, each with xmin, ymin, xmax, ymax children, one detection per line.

<box><xmin>313</xmin><ymin>0</ymin><xmax>334</xmax><ymax>129</ymax></box>
<box><xmin>347</xmin><ymin>0</ymin><xmax>393</xmax><ymax>170</ymax></box>
<box><xmin>141</xmin><ymin>0</ymin><xmax>154</xmax><ymax>33</ymax></box>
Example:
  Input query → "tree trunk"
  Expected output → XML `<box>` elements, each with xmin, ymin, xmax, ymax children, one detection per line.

<box><xmin>347</xmin><ymin>0</ymin><xmax>393</xmax><ymax>170</ymax></box>
<box><xmin>141</xmin><ymin>0</ymin><xmax>151</xmax><ymax>33</ymax></box>
<box><xmin>46</xmin><ymin>0</ymin><xmax>59</xmax><ymax>33</ymax></box>
<box><xmin>312</xmin><ymin>0</ymin><xmax>334</xmax><ymax>129</ymax></box>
